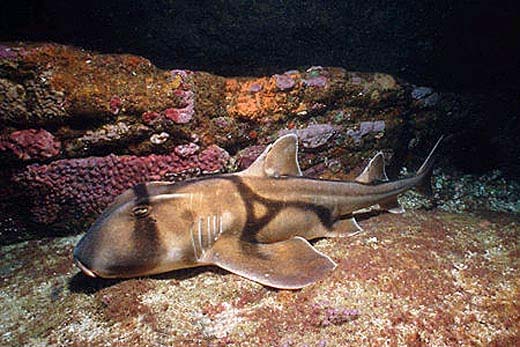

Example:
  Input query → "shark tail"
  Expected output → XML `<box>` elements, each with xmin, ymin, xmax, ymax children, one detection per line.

<box><xmin>414</xmin><ymin>136</ymin><xmax>444</xmax><ymax>196</ymax></box>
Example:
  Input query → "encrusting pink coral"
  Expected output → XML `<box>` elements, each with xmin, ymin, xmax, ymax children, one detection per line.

<box><xmin>236</xmin><ymin>145</ymin><xmax>267</xmax><ymax>170</ymax></box>
<box><xmin>0</xmin><ymin>129</ymin><xmax>61</xmax><ymax>161</ymax></box>
<box><xmin>142</xmin><ymin>70</ymin><xmax>195</xmax><ymax>125</ymax></box>
<box><xmin>12</xmin><ymin>145</ymin><xmax>230</xmax><ymax>226</ymax></box>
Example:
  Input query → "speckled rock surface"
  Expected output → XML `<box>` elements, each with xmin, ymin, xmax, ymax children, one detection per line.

<box><xmin>0</xmin><ymin>128</ymin><xmax>61</xmax><ymax>161</ymax></box>
<box><xmin>1</xmin><ymin>210</ymin><xmax>519</xmax><ymax>346</ymax></box>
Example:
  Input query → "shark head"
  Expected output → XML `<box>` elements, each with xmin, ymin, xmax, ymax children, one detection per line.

<box><xmin>73</xmin><ymin>182</ymin><xmax>195</xmax><ymax>278</ymax></box>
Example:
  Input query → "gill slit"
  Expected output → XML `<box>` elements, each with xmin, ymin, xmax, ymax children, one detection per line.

<box><xmin>207</xmin><ymin>216</ymin><xmax>211</xmax><ymax>249</ymax></box>
<box><xmin>198</xmin><ymin>217</ymin><xmax>203</xmax><ymax>257</ymax></box>
<box><xmin>192</xmin><ymin>214</ymin><xmax>224</xmax><ymax>260</ymax></box>
<box><xmin>190</xmin><ymin>223</ymin><xmax>199</xmax><ymax>260</ymax></box>
<box><xmin>212</xmin><ymin>215</ymin><xmax>217</xmax><ymax>241</ymax></box>
<box><xmin>218</xmin><ymin>215</ymin><xmax>223</xmax><ymax>241</ymax></box>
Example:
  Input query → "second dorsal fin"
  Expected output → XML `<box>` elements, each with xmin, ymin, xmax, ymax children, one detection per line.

<box><xmin>355</xmin><ymin>152</ymin><xmax>389</xmax><ymax>184</ymax></box>
<box><xmin>239</xmin><ymin>134</ymin><xmax>302</xmax><ymax>177</ymax></box>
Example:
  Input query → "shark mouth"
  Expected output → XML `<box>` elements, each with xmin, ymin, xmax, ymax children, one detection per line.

<box><xmin>74</xmin><ymin>257</ymin><xmax>98</xmax><ymax>278</ymax></box>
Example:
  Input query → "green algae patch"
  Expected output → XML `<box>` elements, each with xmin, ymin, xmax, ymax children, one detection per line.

<box><xmin>1</xmin><ymin>211</ymin><xmax>519</xmax><ymax>346</ymax></box>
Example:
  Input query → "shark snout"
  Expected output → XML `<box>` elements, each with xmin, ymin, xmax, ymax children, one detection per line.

<box><xmin>73</xmin><ymin>234</ymin><xmax>99</xmax><ymax>278</ymax></box>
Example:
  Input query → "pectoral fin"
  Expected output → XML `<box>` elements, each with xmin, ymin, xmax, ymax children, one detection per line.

<box><xmin>201</xmin><ymin>236</ymin><xmax>336</xmax><ymax>289</ymax></box>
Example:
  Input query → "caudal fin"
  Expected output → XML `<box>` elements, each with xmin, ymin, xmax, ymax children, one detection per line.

<box><xmin>415</xmin><ymin>136</ymin><xmax>444</xmax><ymax>196</ymax></box>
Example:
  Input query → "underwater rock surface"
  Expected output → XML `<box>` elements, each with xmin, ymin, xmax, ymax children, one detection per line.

<box><xmin>0</xmin><ymin>210</ymin><xmax>519</xmax><ymax>346</ymax></box>
<box><xmin>0</xmin><ymin>42</ymin><xmax>516</xmax><ymax>238</ymax></box>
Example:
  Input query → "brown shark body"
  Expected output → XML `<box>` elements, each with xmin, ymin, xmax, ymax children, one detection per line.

<box><xmin>74</xmin><ymin>134</ymin><xmax>443</xmax><ymax>289</ymax></box>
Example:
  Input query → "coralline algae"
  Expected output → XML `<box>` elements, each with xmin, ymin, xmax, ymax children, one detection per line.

<box><xmin>109</xmin><ymin>96</ymin><xmax>122</xmax><ymax>115</ymax></box>
<box><xmin>170</xmin><ymin>69</ymin><xmax>191</xmax><ymax>80</ymax></box>
<box><xmin>249</xmin><ymin>83</ymin><xmax>263</xmax><ymax>93</ymax></box>
<box><xmin>303</xmin><ymin>75</ymin><xmax>328</xmax><ymax>88</ymax></box>
<box><xmin>236</xmin><ymin>145</ymin><xmax>267</xmax><ymax>170</ymax></box>
<box><xmin>142</xmin><ymin>111</ymin><xmax>161</xmax><ymax>124</ymax></box>
<box><xmin>143</xmin><ymin>88</ymin><xmax>195</xmax><ymax>125</ymax></box>
<box><xmin>347</xmin><ymin>120</ymin><xmax>385</xmax><ymax>143</ymax></box>
<box><xmin>163</xmin><ymin>73</ymin><xmax>195</xmax><ymax>124</ymax></box>
<box><xmin>12</xmin><ymin>145</ymin><xmax>230</xmax><ymax>225</ymax></box>
<box><xmin>303</xmin><ymin>66</ymin><xmax>328</xmax><ymax>88</ymax></box>
<box><xmin>279</xmin><ymin>124</ymin><xmax>337</xmax><ymax>149</ymax></box>
<box><xmin>0</xmin><ymin>44</ymin><xmax>18</xmax><ymax>59</ymax></box>
<box><xmin>163</xmin><ymin>105</ymin><xmax>193</xmax><ymax>124</ymax></box>
<box><xmin>312</xmin><ymin>302</ymin><xmax>360</xmax><ymax>327</ymax></box>
<box><xmin>0</xmin><ymin>129</ymin><xmax>61</xmax><ymax>161</ymax></box>
<box><xmin>274</xmin><ymin>73</ymin><xmax>296</xmax><ymax>90</ymax></box>
<box><xmin>173</xmin><ymin>142</ymin><xmax>200</xmax><ymax>157</ymax></box>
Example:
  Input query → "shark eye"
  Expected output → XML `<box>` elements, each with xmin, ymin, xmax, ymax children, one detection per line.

<box><xmin>132</xmin><ymin>205</ymin><xmax>151</xmax><ymax>218</ymax></box>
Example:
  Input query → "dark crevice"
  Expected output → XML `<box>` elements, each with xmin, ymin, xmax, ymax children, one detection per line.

<box><xmin>1</xmin><ymin>1</ymin><xmax>519</xmax><ymax>92</ymax></box>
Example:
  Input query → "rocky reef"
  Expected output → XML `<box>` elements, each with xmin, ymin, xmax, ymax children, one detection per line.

<box><xmin>0</xmin><ymin>42</ymin><xmax>458</xmax><ymax>239</ymax></box>
<box><xmin>1</xmin><ymin>42</ymin><xmax>519</xmax><ymax>240</ymax></box>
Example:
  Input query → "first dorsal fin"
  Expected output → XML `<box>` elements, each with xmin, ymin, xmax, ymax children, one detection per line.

<box><xmin>355</xmin><ymin>152</ymin><xmax>388</xmax><ymax>184</ymax></box>
<box><xmin>239</xmin><ymin>134</ymin><xmax>302</xmax><ymax>177</ymax></box>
